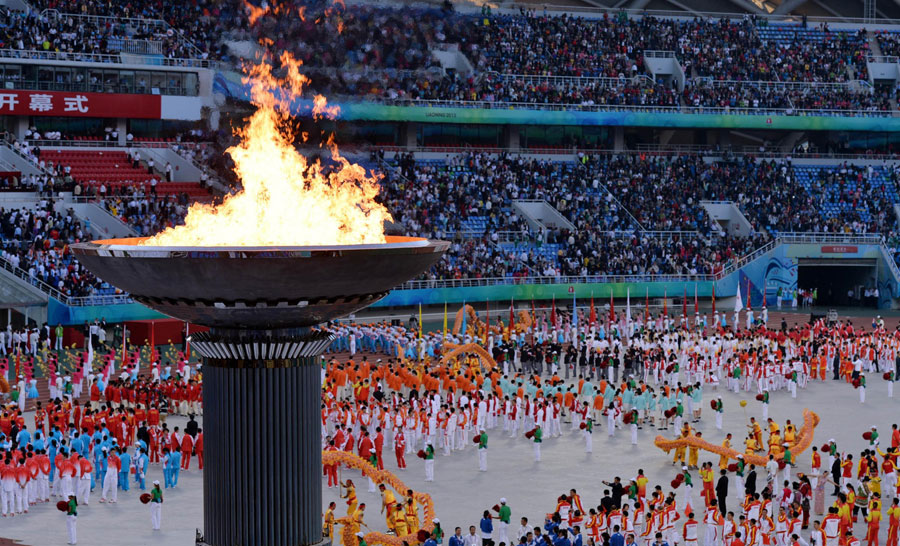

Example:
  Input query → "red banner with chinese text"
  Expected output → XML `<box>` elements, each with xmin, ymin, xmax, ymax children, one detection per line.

<box><xmin>0</xmin><ymin>90</ymin><xmax>161</xmax><ymax>118</ymax></box>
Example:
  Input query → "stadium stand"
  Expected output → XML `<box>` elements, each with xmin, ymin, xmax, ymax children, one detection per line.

<box><xmin>232</xmin><ymin>5</ymin><xmax>888</xmax><ymax>114</ymax></box>
<box><xmin>0</xmin><ymin>200</ymin><xmax>110</xmax><ymax>298</ymax></box>
<box><xmin>41</xmin><ymin>149</ymin><xmax>210</xmax><ymax>198</ymax></box>
<box><xmin>1</xmin><ymin>0</ymin><xmax>900</xmax><ymax>300</ymax></box>
<box><xmin>378</xmin><ymin>151</ymin><xmax>900</xmax><ymax>280</ymax></box>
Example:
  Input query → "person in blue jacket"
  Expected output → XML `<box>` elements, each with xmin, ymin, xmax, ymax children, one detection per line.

<box><xmin>480</xmin><ymin>510</ymin><xmax>494</xmax><ymax>546</ymax></box>
<box><xmin>449</xmin><ymin>527</ymin><xmax>465</xmax><ymax>546</ymax></box>
<box><xmin>571</xmin><ymin>527</ymin><xmax>583</xmax><ymax>546</ymax></box>
<box><xmin>135</xmin><ymin>448</ymin><xmax>149</xmax><ymax>490</ymax></box>
<box><xmin>118</xmin><ymin>448</ymin><xmax>131</xmax><ymax>491</ymax></box>
<box><xmin>162</xmin><ymin>448</ymin><xmax>172</xmax><ymax>488</ymax></box>
<box><xmin>553</xmin><ymin>529</ymin><xmax>571</xmax><ymax>546</ymax></box>
<box><xmin>170</xmin><ymin>447</ymin><xmax>182</xmax><ymax>486</ymax></box>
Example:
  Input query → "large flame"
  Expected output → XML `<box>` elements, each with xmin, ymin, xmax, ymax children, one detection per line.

<box><xmin>141</xmin><ymin>51</ymin><xmax>391</xmax><ymax>247</ymax></box>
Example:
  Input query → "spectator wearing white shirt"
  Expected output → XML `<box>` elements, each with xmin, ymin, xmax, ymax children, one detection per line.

<box><xmin>463</xmin><ymin>526</ymin><xmax>480</xmax><ymax>546</ymax></box>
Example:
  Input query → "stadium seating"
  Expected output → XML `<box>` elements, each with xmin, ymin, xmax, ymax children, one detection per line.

<box><xmin>379</xmin><ymin>152</ymin><xmax>899</xmax><ymax>280</ymax></box>
<box><xmin>43</xmin><ymin>149</ymin><xmax>210</xmax><ymax>197</ymax></box>
<box><xmin>1</xmin><ymin>1</ymin><xmax>894</xmax><ymax>113</ymax></box>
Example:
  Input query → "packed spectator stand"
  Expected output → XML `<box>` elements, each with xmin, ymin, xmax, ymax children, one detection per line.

<box><xmin>0</xmin><ymin>0</ymin><xmax>895</xmax><ymax>113</ymax></box>
<box><xmin>1</xmin><ymin>0</ymin><xmax>900</xmax><ymax>294</ymax></box>
<box><xmin>0</xmin><ymin>199</ymin><xmax>109</xmax><ymax>299</ymax></box>
<box><xmin>375</xmin><ymin>150</ymin><xmax>900</xmax><ymax>281</ymax></box>
<box><xmin>241</xmin><ymin>4</ymin><xmax>890</xmax><ymax>115</ymax></box>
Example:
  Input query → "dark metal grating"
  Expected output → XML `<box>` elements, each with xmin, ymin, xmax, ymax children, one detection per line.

<box><xmin>203</xmin><ymin>356</ymin><xmax>322</xmax><ymax>546</ymax></box>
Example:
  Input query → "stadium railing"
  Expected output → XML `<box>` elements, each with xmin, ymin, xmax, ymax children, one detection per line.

<box><xmin>485</xmin><ymin>72</ymin><xmax>658</xmax><ymax>88</ymax></box>
<box><xmin>866</xmin><ymin>55</ymin><xmax>900</xmax><ymax>64</ymax></box>
<box><xmin>374</xmin><ymin>144</ymin><xmax>900</xmax><ymax>160</ymax></box>
<box><xmin>0</xmin><ymin>76</ymin><xmax>198</xmax><ymax>96</ymax></box>
<box><xmin>777</xmin><ymin>232</ymin><xmax>884</xmax><ymax>245</ymax></box>
<box><xmin>596</xmin><ymin>230</ymin><xmax>707</xmax><ymax>240</ymax></box>
<box><xmin>451</xmin><ymin>230</ymin><xmax>532</xmax><ymax>241</ymax></box>
<box><xmin>448</xmin><ymin>2</ymin><xmax>896</xmax><ymax>25</ymax></box>
<box><xmin>0</xmin><ymin>256</ymin><xmax>67</xmax><ymax>301</ymax></box>
<box><xmin>1</xmin><ymin>254</ymin><xmax>134</xmax><ymax>306</ymax></box>
<box><xmin>0</xmin><ymin>140</ymin><xmax>48</xmax><ymax>174</ymax></box>
<box><xmin>367</xmin><ymin>98</ymin><xmax>893</xmax><ymax>117</ymax></box>
<box><xmin>0</xmin><ymin>49</ymin><xmax>220</xmax><ymax>69</ymax></box>
<box><xmin>66</xmin><ymin>294</ymin><xmax>134</xmax><ymax>306</ymax></box>
<box><xmin>397</xmin><ymin>273</ymin><xmax>717</xmax><ymax>290</ymax></box>
<box><xmin>715</xmin><ymin>232</ymin><xmax>886</xmax><ymax>279</ymax></box>
<box><xmin>41</xmin><ymin>10</ymin><xmax>208</xmax><ymax>60</ymax></box>
<box><xmin>26</xmin><ymin>139</ymin><xmax>173</xmax><ymax>148</ymax></box>
<box><xmin>106</xmin><ymin>38</ymin><xmax>164</xmax><ymax>56</ymax></box>
<box><xmin>704</xmin><ymin>79</ymin><xmax>873</xmax><ymax>92</ymax></box>
<box><xmin>881</xmin><ymin>245</ymin><xmax>900</xmax><ymax>281</ymax></box>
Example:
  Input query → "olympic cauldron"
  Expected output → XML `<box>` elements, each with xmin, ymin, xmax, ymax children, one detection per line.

<box><xmin>71</xmin><ymin>235</ymin><xmax>448</xmax><ymax>546</ymax></box>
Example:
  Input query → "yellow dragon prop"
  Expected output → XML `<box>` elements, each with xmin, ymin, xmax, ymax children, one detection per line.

<box><xmin>653</xmin><ymin>409</ymin><xmax>820</xmax><ymax>466</ymax></box>
<box><xmin>325</xmin><ymin>450</ymin><xmax>437</xmax><ymax>546</ymax></box>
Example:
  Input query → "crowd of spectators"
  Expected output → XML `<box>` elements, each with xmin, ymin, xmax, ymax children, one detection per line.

<box><xmin>355</xmin><ymin>72</ymin><xmax>681</xmax><ymax>108</ymax></box>
<box><xmin>0</xmin><ymin>8</ymin><xmax>127</xmax><ymax>56</ymax></box>
<box><xmin>681</xmin><ymin>80</ymin><xmax>890</xmax><ymax>114</ymax></box>
<box><xmin>875</xmin><ymin>31</ymin><xmax>900</xmax><ymax>58</ymax></box>
<box><xmin>101</xmin><ymin>191</ymin><xmax>193</xmax><ymax>236</ymax></box>
<box><xmin>0</xmin><ymin>1</ymin><xmax>891</xmax><ymax>113</ymax></box>
<box><xmin>465</xmin><ymin>12</ymin><xmax>661</xmax><ymax>77</ymax></box>
<box><xmin>255</xmin><ymin>4</ymin><xmax>460</xmax><ymax>72</ymax></box>
<box><xmin>0</xmin><ymin>201</ymin><xmax>104</xmax><ymax>298</ymax></box>
<box><xmin>378</xmin><ymin>151</ymin><xmax>899</xmax><ymax>281</ymax></box>
<box><xmin>290</xmin><ymin>8</ymin><xmax>879</xmax><ymax>113</ymax></box>
<box><xmin>2</xmin><ymin>143</ymin><xmax>898</xmax><ymax>288</ymax></box>
<box><xmin>682</xmin><ymin>21</ymin><xmax>868</xmax><ymax>82</ymax></box>
<box><xmin>682</xmin><ymin>80</ymin><xmax>794</xmax><ymax>110</ymax></box>
<box><xmin>28</xmin><ymin>0</ymin><xmax>235</xmax><ymax>61</ymax></box>
<box><xmin>802</xmin><ymin>161</ymin><xmax>899</xmax><ymax>234</ymax></box>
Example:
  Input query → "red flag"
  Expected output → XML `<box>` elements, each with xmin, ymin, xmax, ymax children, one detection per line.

<box><xmin>747</xmin><ymin>277</ymin><xmax>752</xmax><ymax>311</ymax></box>
<box><xmin>531</xmin><ymin>299</ymin><xmax>536</xmax><ymax>325</ymax></box>
<box><xmin>509</xmin><ymin>299</ymin><xmax>515</xmax><ymax>336</ymax></box>
<box><xmin>694</xmin><ymin>284</ymin><xmax>699</xmax><ymax>315</ymax></box>
<box><xmin>645</xmin><ymin>287</ymin><xmax>649</xmax><ymax>322</ymax></box>
<box><xmin>609</xmin><ymin>292</ymin><xmax>615</xmax><ymax>322</ymax></box>
<box><xmin>663</xmin><ymin>288</ymin><xmax>667</xmax><ymax>315</ymax></box>
<box><xmin>762</xmin><ymin>285</ymin><xmax>767</xmax><ymax>308</ymax></box>
<box><xmin>484</xmin><ymin>301</ymin><xmax>489</xmax><ymax>345</ymax></box>
<box><xmin>712</xmin><ymin>284</ymin><xmax>716</xmax><ymax>315</ymax></box>
<box><xmin>550</xmin><ymin>296</ymin><xmax>557</xmax><ymax>328</ymax></box>
<box><xmin>682</xmin><ymin>286</ymin><xmax>687</xmax><ymax>319</ymax></box>
<box><xmin>589</xmin><ymin>295</ymin><xmax>596</xmax><ymax>326</ymax></box>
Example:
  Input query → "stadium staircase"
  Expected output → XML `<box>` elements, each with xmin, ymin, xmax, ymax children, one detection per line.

<box><xmin>0</xmin><ymin>260</ymin><xmax>49</xmax><ymax>324</ymax></box>
<box><xmin>0</xmin><ymin>141</ymin><xmax>46</xmax><ymax>177</ymax></box>
<box><xmin>867</xmin><ymin>30</ymin><xmax>885</xmax><ymax>57</ymax></box>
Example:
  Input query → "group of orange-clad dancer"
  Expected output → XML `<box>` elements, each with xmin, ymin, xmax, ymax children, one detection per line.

<box><xmin>317</xmin><ymin>312</ymin><xmax>900</xmax><ymax>546</ymax></box>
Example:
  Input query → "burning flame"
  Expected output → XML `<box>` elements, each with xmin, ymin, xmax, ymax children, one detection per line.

<box><xmin>141</xmin><ymin>50</ymin><xmax>391</xmax><ymax>247</ymax></box>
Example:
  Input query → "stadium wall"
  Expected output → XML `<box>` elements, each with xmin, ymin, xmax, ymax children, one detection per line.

<box><xmin>43</xmin><ymin>243</ymin><xmax>900</xmax><ymax>325</ymax></box>
<box><xmin>210</xmin><ymin>76</ymin><xmax>900</xmax><ymax>131</ymax></box>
